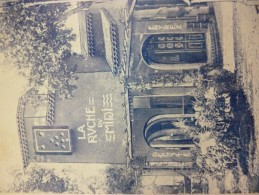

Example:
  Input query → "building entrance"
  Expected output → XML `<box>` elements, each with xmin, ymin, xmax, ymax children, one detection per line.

<box><xmin>144</xmin><ymin>116</ymin><xmax>196</xmax><ymax>149</ymax></box>
<box><xmin>142</xmin><ymin>33</ymin><xmax>207</xmax><ymax>65</ymax></box>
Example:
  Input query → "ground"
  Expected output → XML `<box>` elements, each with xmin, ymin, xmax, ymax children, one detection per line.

<box><xmin>213</xmin><ymin>1</ymin><xmax>259</xmax><ymax>193</ymax></box>
<box><xmin>233</xmin><ymin>2</ymin><xmax>259</xmax><ymax>173</ymax></box>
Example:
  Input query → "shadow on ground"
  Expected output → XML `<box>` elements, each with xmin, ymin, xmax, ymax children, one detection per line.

<box><xmin>231</xmin><ymin>90</ymin><xmax>255</xmax><ymax>174</ymax></box>
<box><xmin>223</xmin><ymin>89</ymin><xmax>259</xmax><ymax>192</ymax></box>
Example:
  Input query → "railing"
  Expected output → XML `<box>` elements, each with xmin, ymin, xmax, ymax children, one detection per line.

<box><xmin>17</xmin><ymin>96</ymin><xmax>30</xmax><ymax>169</ymax></box>
<box><xmin>86</xmin><ymin>12</ymin><xmax>95</xmax><ymax>57</ymax></box>
<box><xmin>208</xmin><ymin>10</ymin><xmax>223</xmax><ymax>66</ymax></box>
<box><xmin>17</xmin><ymin>92</ymin><xmax>56</xmax><ymax>169</ymax></box>
<box><xmin>110</xmin><ymin>23</ymin><xmax>120</xmax><ymax>75</ymax></box>
<box><xmin>46</xmin><ymin>93</ymin><xmax>55</xmax><ymax>125</ymax></box>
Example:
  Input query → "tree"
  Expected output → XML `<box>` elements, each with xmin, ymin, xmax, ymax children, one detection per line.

<box><xmin>0</xmin><ymin>3</ymin><xmax>79</xmax><ymax>100</ymax></box>
<box><xmin>105</xmin><ymin>165</ymin><xmax>140</xmax><ymax>194</ymax></box>
<box><xmin>127</xmin><ymin>70</ymin><xmax>198</xmax><ymax>92</ymax></box>
<box><xmin>9</xmin><ymin>165</ymin><xmax>82</xmax><ymax>193</ymax></box>
<box><xmin>185</xmin><ymin>69</ymin><xmax>241</xmax><ymax>179</ymax></box>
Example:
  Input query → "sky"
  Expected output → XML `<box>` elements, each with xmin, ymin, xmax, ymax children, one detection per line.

<box><xmin>0</xmin><ymin>55</ymin><xmax>27</xmax><ymax>190</ymax></box>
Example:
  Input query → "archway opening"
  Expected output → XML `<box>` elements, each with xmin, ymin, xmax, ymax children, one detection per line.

<box><xmin>142</xmin><ymin>33</ymin><xmax>207</xmax><ymax>66</ymax></box>
<box><xmin>144</xmin><ymin>117</ymin><xmax>196</xmax><ymax>149</ymax></box>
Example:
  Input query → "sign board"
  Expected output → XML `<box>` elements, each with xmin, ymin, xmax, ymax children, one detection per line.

<box><xmin>33</xmin><ymin>127</ymin><xmax>72</xmax><ymax>154</ymax></box>
<box><xmin>134</xmin><ymin>20</ymin><xmax>187</xmax><ymax>35</ymax></box>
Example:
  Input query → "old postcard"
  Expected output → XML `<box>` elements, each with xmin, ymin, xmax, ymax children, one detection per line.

<box><xmin>0</xmin><ymin>0</ymin><xmax>259</xmax><ymax>194</ymax></box>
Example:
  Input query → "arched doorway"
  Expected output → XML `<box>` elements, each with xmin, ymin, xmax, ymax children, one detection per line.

<box><xmin>142</xmin><ymin>33</ymin><xmax>207</xmax><ymax>67</ymax></box>
<box><xmin>144</xmin><ymin>116</ymin><xmax>195</xmax><ymax>149</ymax></box>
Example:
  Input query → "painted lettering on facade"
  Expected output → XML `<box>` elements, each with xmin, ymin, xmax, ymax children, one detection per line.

<box><xmin>102</xmin><ymin>94</ymin><xmax>115</xmax><ymax>143</ymax></box>
<box><xmin>77</xmin><ymin>97</ymin><xmax>97</xmax><ymax>143</ymax></box>
<box><xmin>149</xmin><ymin>161</ymin><xmax>193</xmax><ymax>167</ymax></box>
<box><xmin>86</xmin><ymin>97</ymin><xmax>97</xmax><ymax>143</ymax></box>
<box><xmin>77</xmin><ymin>94</ymin><xmax>115</xmax><ymax>143</ymax></box>
<box><xmin>152</xmin><ymin>151</ymin><xmax>192</xmax><ymax>158</ymax></box>
<box><xmin>148</xmin><ymin>24</ymin><xmax>182</xmax><ymax>31</ymax></box>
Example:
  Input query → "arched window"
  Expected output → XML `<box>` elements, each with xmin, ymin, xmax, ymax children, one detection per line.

<box><xmin>144</xmin><ymin>117</ymin><xmax>195</xmax><ymax>149</ymax></box>
<box><xmin>142</xmin><ymin>33</ymin><xmax>207</xmax><ymax>65</ymax></box>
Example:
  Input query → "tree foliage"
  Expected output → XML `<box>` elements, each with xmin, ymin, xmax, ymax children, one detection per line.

<box><xmin>0</xmin><ymin>3</ymin><xmax>78</xmax><ymax>99</ymax></box>
<box><xmin>191</xmin><ymin>74</ymin><xmax>234</xmax><ymax>136</ymax></box>
<box><xmin>9</xmin><ymin>165</ymin><xmax>82</xmax><ymax>193</ymax></box>
<box><xmin>188</xmin><ymin>68</ymin><xmax>240</xmax><ymax>178</ymax></box>
<box><xmin>105</xmin><ymin>165</ymin><xmax>139</xmax><ymax>194</ymax></box>
<box><xmin>127</xmin><ymin>70</ymin><xmax>197</xmax><ymax>91</ymax></box>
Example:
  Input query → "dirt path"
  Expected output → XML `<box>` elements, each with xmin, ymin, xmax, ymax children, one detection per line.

<box><xmin>212</xmin><ymin>2</ymin><xmax>259</xmax><ymax>192</ymax></box>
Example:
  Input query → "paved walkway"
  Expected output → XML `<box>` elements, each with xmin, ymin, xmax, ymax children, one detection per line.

<box><xmin>213</xmin><ymin>2</ymin><xmax>235</xmax><ymax>72</ymax></box>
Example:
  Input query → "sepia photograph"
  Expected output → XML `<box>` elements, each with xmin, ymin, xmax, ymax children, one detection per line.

<box><xmin>0</xmin><ymin>0</ymin><xmax>258</xmax><ymax>193</ymax></box>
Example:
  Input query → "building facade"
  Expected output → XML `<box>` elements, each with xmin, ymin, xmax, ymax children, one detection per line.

<box><xmin>17</xmin><ymin>0</ymin><xmax>222</xmax><ymax>193</ymax></box>
<box><xmin>125</xmin><ymin>1</ymin><xmax>220</xmax><ymax>192</ymax></box>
